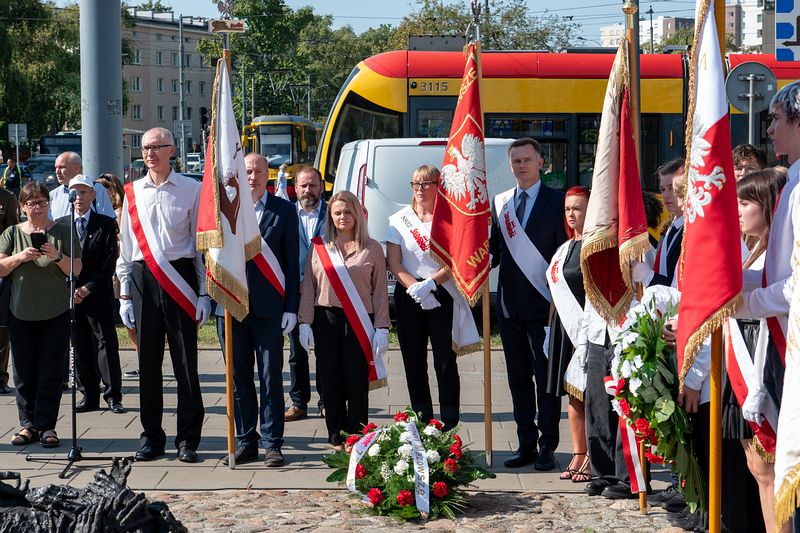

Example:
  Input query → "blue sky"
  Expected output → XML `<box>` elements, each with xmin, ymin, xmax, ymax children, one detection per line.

<box><xmin>61</xmin><ymin>0</ymin><xmax>698</xmax><ymax>43</ymax></box>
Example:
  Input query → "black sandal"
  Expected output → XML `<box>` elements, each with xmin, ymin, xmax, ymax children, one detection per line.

<box><xmin>560</xmin><ymin>452</ymin><xmax>587</xmax><ymax>480</ymax></box>
<box><xmin>571</xmin><ymin>454</ymin><xmax>593</xmax><ymax>483</ymax></box>
<box><xmin>40</xmin><ymin>430</ymin><xmax>60</xmax><ymax>448</ymax></box>
<box><xmin>11</xmin><ymin>427</ymin><xmax>38</xmax><ymax>446</ymax></box>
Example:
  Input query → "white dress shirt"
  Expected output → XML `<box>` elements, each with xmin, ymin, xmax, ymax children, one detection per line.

<box><xmin>515</xmin><ymin>180</ymin><xmax>541</xmax><ymax>228</ymax></box>
<box><xmin>254</xmin><ymin>190</ymin><xmax>269</xmax><ymax>225</ymax></box>
<box><xmin>50</xmin><ymin>182</ymin><xmax>116</xmax><ymax>220</ymax></box>
<box><xmin>298</xmin><ymin>202</ymin><xmax>321</xmax><ymax>241</ymax></box>
<box><xmin>115</xmin><ymin>170</ymin><xmax>205</xmax><ymax>296</ymax></box>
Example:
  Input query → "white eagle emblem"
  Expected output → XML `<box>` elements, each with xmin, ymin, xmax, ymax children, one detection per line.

<box><xmin>441</xmin><ymin>133</ymin><xmax>488</xmax><ymax>210</ymax></box>
<box><xmin>684</xmin><ymin>118</ymin><xmax>726</xmax><ymax>224</ymax></box>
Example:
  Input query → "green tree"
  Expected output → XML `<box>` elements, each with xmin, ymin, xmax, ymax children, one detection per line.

<box><xmin>136</xmin><ymin>1</ymin><xmax>171</xmax><ymax>12</ymax></box>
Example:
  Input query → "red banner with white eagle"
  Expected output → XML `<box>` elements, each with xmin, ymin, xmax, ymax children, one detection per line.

<box><xmin>429</xmin><ymin>42</ymin><xmax>489</xmax><ymax>306</ymax></box>
<box><xmin>676</xmin><ymin>0</ymin><xmax>741</xmax><ymax>389</ymax></box>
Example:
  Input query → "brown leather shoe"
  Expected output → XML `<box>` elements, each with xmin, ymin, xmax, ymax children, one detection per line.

<box><xmin>284</xmin><ymin>406</ymin><xmax>307</xmax><ymax>421</ymax></box>
<box><xmin>264</xmin><ymin>448</ymin><xmax>285</xmax><ymax>467</ymax></box>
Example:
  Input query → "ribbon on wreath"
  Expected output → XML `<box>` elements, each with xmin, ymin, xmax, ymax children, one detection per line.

<box><xmin>604</xmin><ymin>376</ymin><xmax>647</xmax><ymax>493</ymax></box>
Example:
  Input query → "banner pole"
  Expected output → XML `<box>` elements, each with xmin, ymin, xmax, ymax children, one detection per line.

<box><xmin>709</xmin><ymin>328</ymin><xmax>722</xmax><ymax>533</ymax></box>
<box><xmin>482</xmin><ymin>283</ymin><xmax>492</xmax><ymax>467</ymax></box>
<box><xmin>224</xmin><ymin>310</ymin><xmax>236</xmax><ymax>469</ymax></box>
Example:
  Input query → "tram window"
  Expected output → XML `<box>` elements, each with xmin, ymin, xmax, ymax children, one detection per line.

<box><xmin>487</xmin><ymin>118</ymin><xmax>567</xmax><ymax>139</ymax></box>
<box><xmin>641</xmin><ymin>115</ymin><xmax>660</xmax><ymax>191</ymax></box>
<box><xmin>539</xmin><ymin>141</ymin><xmax>569</xmax><ymax>190</ymax></box>
<box><xmin>259</xmin><ymin>124</ymin><xmax>293</xmax><ymax>168</ymax></box>
<box><xmin>305</xmin><ymin>125</ymin><xmax>318</xmax><ymax>162</ymax></box>
<box><xmin>327</xmin><ymin>101</ymin><xmax>400</xmax><ymax>179</ymax></box>
<box><xmin>417</xmin><ymin>110</ymin><xmax>453</xmax><ymax>137</ymax></box>
<box><xmin>577</xmin><ymin>115</ymin><xmax>601</xmax><ymax>187</ymax></box>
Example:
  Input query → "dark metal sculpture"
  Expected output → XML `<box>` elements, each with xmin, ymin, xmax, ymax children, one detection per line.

<box><xmin>0</xmin><ymin>459</ymin><xmax>187</xmax><ymax>532</ymax></box>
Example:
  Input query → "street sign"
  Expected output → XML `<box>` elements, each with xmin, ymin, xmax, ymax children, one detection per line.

<box><xmin>8</xmin><ymin>124</ymin><xmax>27</xmax><ymax>143</ymax></box>
<box><xmin>725</xmin><ymin>62</ymin><xmax>777</xmax><ymax>144</ymax></box>
<box><xmin>173</xmin><ymin>120</ymin><xmax>193</xmax><ymax>138</ymax></box>
<box><xmin>209</xmin><ymin>19</ymin><xmax>246</xmax><ymax>33</ymax></box>
<box><xmin>776</xmin><ymin>2</ymin><xmax>800</xmax><ymax>60</ymax></box>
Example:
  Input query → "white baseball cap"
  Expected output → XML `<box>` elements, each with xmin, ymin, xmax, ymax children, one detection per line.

<box><xmin>68</xmin><ymin>174</ymin><xmax>95</xmax><ymax>189</ymax></box>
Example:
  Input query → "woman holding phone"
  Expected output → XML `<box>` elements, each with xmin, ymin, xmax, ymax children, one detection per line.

<box><xmin>0</xmin><ymin>182</ymin><xmax>82</xmax><ymax>448</ymax></box>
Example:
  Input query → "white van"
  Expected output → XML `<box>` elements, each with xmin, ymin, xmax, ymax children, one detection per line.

<box><xmin>332</xmin><ymin>137</ymin><xmax>518</xmax><ymax>296</ymax></box>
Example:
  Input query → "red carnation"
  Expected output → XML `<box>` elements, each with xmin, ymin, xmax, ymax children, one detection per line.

<box><xmin>367</xmin><ymin>487</ymin><xmax>384</xmax><ymax>505</ymax></box>
<box><xmin>432</xmin><ymin>481</ymin><xmax>448</xmax><ymax>498</ymax></box>
<box><xmin>362</xmin><ymin>422</ymin><xmax>377</xmax><ymax>435</ymax></box>
<box><xmin>346</xmin><ymin>434</ymin><xmax>361</xmax><ymax>448</ymax></box>
<box><xmin>618</xmin><ymin>398</ymin><xmax>631</xmax><ymax>417</ymax></box>
<box><xmin>444</xmin><ymin>457</ymin><xmax>459</xmax><ymax>473</ymax></box>
<box><xmin>355</xmin><ymin>464</ymin><xmax>366</xmax><ymax>479</ymax></box>
<box><xmin>453</xmin><ymin>434</ymin><xmax>462</xmax><ymax>445</ymax></box>
<box><xmin>615</xmin><ymin>378</ymin><xmax>627</xmax><ymax>395</ymax></box>
<box><xmin>450</xmin><ymin>443</ymin><xmax>463</xmax><ymax>459</ymax></box>
<box><xmin>634</xmin><ymin>418</ymin><xmax>657</xmax><ymax>442</ymax></box>
<box><xmin>394</xmin><ymin>412</ymin><xmax>409</xmax><ymax>423</ymax></box>
<box><xmin>396</xmin><ymin>489</ymin><xmax>414</xmax><ymax>506</ymax></box>
<box><xmin>429</xmin><ymin>419</ymin><xmax>443</xmax><ymax>430</ymax></box>
<box><xmin>644</xmin><ymin>451</ymin><xmax>665</xmax><ymax>464</ymax></box>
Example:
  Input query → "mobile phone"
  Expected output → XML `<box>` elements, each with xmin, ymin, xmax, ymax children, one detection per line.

<box><xmin>30</xmin><ymin>232</ymin><xmax>47</xmax><ymax>251</ymax></box>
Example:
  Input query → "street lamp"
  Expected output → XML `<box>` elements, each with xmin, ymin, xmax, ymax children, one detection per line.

<box><xmin>646</xmin><ymin>6</ymin><xmax>655</xmax><ymax>54</ymax></box>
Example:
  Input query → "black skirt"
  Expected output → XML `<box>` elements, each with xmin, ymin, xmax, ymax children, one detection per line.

<box><xmin>546</xmin><ymin>311</ymin><xmax>573</xmax><ymax>397</ymax></box>
<box><xmin>721</xmin><ymin>319</ymin><xmax>759</xmax><ymax>440</ymax></box>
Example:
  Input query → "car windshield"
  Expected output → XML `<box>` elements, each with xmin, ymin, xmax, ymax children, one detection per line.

<box><xmin>27</xmin><ymin>159</ymin><xmax>55</xmax><ymax>174</ymax></box>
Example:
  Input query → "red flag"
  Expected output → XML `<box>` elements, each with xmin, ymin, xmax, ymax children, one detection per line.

<box><xmin>581</xmin><ymin>41</ymin><xmax>649</xmax><ymax>321</ymax></box>
<box><xmin>429</xmin><ymin>43</ymin><xmax>489</xmax><ymax>305</ymax></box>
<box><xmin>676</xmin><ymin>2</ymin><xmax>742</xmax><ymax>388</ymax></box>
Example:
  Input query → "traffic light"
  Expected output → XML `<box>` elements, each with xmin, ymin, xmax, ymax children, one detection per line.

<box><xmin>200</xmin><ymin>107</ymin><xmax>208</xmax><ymax>130</ymax></box>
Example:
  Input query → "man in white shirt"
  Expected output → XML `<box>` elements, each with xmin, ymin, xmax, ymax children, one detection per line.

<box><xmin>116</xmin><ymin>127</ymin><xmax>211</xmax><ymax>464</ymax></box>
<box><xmin>285</xmin><ymin>166</ymin><xmax>327</xmax><ymax>421</ymax></box>
<box><xmin>50</xmin><ymin>152</ymin><xmax>116</xmax><ymax>219</ymax></box>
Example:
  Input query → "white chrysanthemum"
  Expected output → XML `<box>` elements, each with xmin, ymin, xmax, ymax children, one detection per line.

<box><xmin>377</xmin><ymin>432</ymin><xmax>389</xmax><ymax>442</ymax></box>
<box><xmin>621</xmin><ymin>332</ymin><xmax>638</xmax><ymax>350</ymax></box>
<box><xmin>629</xmin><ymin>376</ymin><xmax>643</xmax><ymax>397</ymax></box>
<box><xmin>611</xmin><ymin>399</ymin><xmax>623</xmax><ymax>417</ymax></box>
<box><xmin>426</xmin><ymin>450</ymin><xmax>441</xmax><ymax>464</ymax></box>
<box><xmin>398</xmin><ymin>443</ymin><xmax>413</xmax><ymax>458</ymax></box>
<box><xmin>620</xmin><ymin>360</ymin><xmax>633</xmax><ymax>379</ymax></box>
<box><xmin>399</xmin><ymin>431</ymin><xmax>412</xmax><ymax>443</ymax></box>
<box><xmin>367</xmin><ymin>444</ymin><xmax>381</xmax><ymax>457</ymax></box>
<box><xmin>380</xmin><ymin>463</ymin><xmax>392</xmax><ymax>481</ymax></box>
<box><xmin>394</xmin><ymin>459</ymin><xmax>409</xmax><ymax>475</ymax></box>
<box><xmin>423</xmin><ymin>426</ymin><xmax>441</xmax><ymax>438</ymax></box>
<box><xmin>633</xmin><ymin>354</ymin><xmax>644</xmax><ymax>369</ymax></box>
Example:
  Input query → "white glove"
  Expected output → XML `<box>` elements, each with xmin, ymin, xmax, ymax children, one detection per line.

<box><xmin>299</xmin><ymin>323</ymin><xmax>315</xmax><ymax>351</ymax></box>
<box><xmin>119</xmin><ymin>298</ymin><xmax>135</xmax><ymax>329</ymax></box>
<box><xmin>631</xmin><ymin>261</ymin><xmax>654</xmax><ymax>285</ymax></box>
<box><xmin>407</xmin><ymin>278</ymin><xmax>436</xmax><ymax>303</ymax></box>
<box><xmin>281</xmin><ymin>312</ymin><xmax>298</xmax><ymax>335</ymax></box>
<box><xmin>543</xmin><ymin>326</ymin><xmax>551</xmax><ymax>355</ymax></box>
<box><xmin>373</xmin><ymin>328</ymin><xmax>390</xmax><ymax>357</ymax></box>
<box><xmin>419</xmin><ymin>292</ymin><xmax>441</xmax><ymax>310</ymax></box>
<box><xmin>573</xmin><ymin>343</ymin><xmax>589</xmax><ymax>372</ymax></box>
<box><xmin>196</xmin><ymin>295</ymin><xmax>212</xmax><ymax>327</ymax></box>
<box><xmin>741</xmin><ymin>389</ymin><xmax>766</xmax><ymax>426</ymax></box>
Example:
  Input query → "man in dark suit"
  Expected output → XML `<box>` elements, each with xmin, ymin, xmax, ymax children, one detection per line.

<box><xmin>489</xmin><ymin>137</ymin><xmax>567</xmax><ymax>470</ymax></box>
<box><xmin>217</xmin><ymin>153</ymin><xmax>300</xmax><ymax>467</ymax></box>
<box><xmin>59</xmin><ymin>175</ymin><xmax>123</xmax><ymax>413</ymax></box>
<box><xmin>285</xmin><ymin>166</ymin><xmax>327</xmax><ymax>421</ymax></box>
<box><xmin>0</xmin><ymin>187</ymin><xmax>17</xmax><ymax>394</ymax></box>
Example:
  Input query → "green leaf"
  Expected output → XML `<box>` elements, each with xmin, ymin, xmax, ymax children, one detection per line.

<box><xmin>326</xmin><ymin>468</ymin><xmax>348</xmax><ymax>483</ymax></box>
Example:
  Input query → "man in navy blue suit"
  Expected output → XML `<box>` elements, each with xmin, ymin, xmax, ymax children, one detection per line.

<box><xmin>217</xmin><ymin>153</ymin><xmax>300</xmax><ymax>467</ymax></box>
<box><xmin>489</xmin><ymin>138</ymin><xmax>567</xmax><ymax>470</ymax></box>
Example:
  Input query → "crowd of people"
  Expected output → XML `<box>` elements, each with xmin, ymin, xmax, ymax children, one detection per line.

<box><xmin>3</xmin><ymin>78</ymin><xmax>800</xmax><ymax>531</ymax></box>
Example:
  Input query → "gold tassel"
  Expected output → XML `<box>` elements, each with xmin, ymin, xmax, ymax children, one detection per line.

<box><xmin>244</xmin><ymin>235</ymin><xmax>262</xmax><ymax>261</ymax></box>
<box><xmin>580</xmin><ymin>227</ymin><xmax>632</xmax><ymax>322</ymax></box>
<box><xmin>453</xmin><ymin>340</ymin><xmax>482</xmax><ymax>357</ymax></box>
<box><xmin>775</xmin><ymin>463</ymin><xmax>800</xmax><ymax>530</ymax></box>
<box><xmin>205</xmin><ymin>257</ymin><xmax>251</xmax><ymax>322</ymax></box>
<box><xmin>368</xmin><ymin>377</ymin><xmax>388</xmax><ymax>391</ymax></box>
<box><xmin>751</xmin><ymin>436</ymin><xmax>775</xmax><ymax>464</ymax></box>
<box><xmin>563</xmin><ymin>381</ymin><xmax>584</xmax><ymax>402</ymax></box>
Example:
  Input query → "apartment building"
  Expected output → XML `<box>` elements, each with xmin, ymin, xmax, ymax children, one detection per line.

<box><xmin>600</xmin><ymin>17</ymin><xmax>694</xmax><ymax>49</ymax></box>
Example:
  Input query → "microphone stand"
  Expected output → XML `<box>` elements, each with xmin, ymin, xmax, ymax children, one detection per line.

<box><xmin>26</xmin><ymin>191</ymin><xmax>133</xmax><ymax>478</ymax></box>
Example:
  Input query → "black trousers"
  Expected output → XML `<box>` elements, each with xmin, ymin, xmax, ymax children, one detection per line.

<box><xmin>287</xmin><ymin>325</ymin><xmax>324</xmax><ymax>411</ymax></box>
<box><xmin>0</xmin><ymin>326</ymin><xmax>9</xmax><ymax>385</ymax></box>
<box><xmin>395</xmin><ymin>286</ymin><xmax>460</xmax><ymax>430</ymax></box>
<box><xmin>498</xmin><ymin>314</ymin><xmax>560</xmax><ymax>451</ymax></box>
<box><xmin>9</xmin><ymin>311</ymin><xmax>69</xmax><ymax>431</ymax></box>
<box><xmin>585</xmin><ymin>341</ymin><xmax>624</xmax><ymax>478</ymax></box>
<box><xmin>131</xmin><ymin>259</ymin><xmax>204</xmax><ymax>450</ymax></box>
<box><xmin>312</xmin><ymin>306</ymin><xmax>369</xmax><ymax>445</ymax></box>
<box><xmin>74</xmin><ymin>304</ymin><xmax>122</xmax><ymax>403</ymax></box>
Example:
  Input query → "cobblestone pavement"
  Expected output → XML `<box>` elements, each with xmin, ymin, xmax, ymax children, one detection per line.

<box><xmin>149</xmin><ymin>489</ymin><xmax>680</xmax><ymax>532</ymax></box>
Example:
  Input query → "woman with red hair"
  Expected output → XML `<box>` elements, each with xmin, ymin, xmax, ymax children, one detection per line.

<box><xmin>545</xmin><ymin>185</ymin><xmax>591</xmax><ymax>482</ymax></box>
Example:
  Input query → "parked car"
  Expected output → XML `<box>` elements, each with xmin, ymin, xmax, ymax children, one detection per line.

<box><xmin>185</xmin><ymin>153</ymin><xmax>203</xmax><ymax>173</ymax></box>
<box><xmin>24</xmin><ymin>155</ymin><xmax>58</xmax><ymax>191</ymax></box>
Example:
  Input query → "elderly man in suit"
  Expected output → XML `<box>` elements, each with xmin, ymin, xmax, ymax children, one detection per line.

<box><xmin>217</xmin><ymin>153</ymin><xmax>300</xmax><ymax>467</ymax></box>
<box><xmin>489</xmin><ymin>137</ymin><xmax>567</xmax><ymax>470</ymax></box>
<box><xmin>284</xmin><ymin>166</ymin><xmax>327</xmax><ymax>421</ymax></box>
<box><xmin>59</xmin><ymin>175</ymin><xmax>123</xmax><ymax>413</ymax></box>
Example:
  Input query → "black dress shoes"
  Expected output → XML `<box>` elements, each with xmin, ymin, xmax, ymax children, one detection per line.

<box><xmin>107</xmin><ymin>400</ymin><xmax>125</xmax><ymax>414</ymax></box>
<box><xmin>584</xmin><ymin>477</ymin><xmax>615</xmax><ymax>496</ymax></box>
<box><xmin>135</xmin><ymin>444</ymin><xmax>165</xmax><ymax>461</ymax></box>
<box><xmin>602</xmin><ymin>481</ymin><xmax>637</xmax><ymax>499</ymax></box>
<box><xmin>178</xmin><ymin>446</ymin><xmax>198</xmax><ymax>463</ymax></box>
<box><xmin>504</xmin><ymin>448</ymin><xmax>538</xmax><ymax>468</ymax></box>
<box><xmin>221</xmin><ymin>446</ymin><xmax>258</xmax><ymax>466</ymax></box>
<box><xmin>534</xmin><ymin>447</ymin><xmax>556</xmax><ymax>471</ymax></box>
<box><xmin>0</xmin><ymin>382</ymin><xmax>10</xmax><ymax>394</ymax></box>
<box><xmin>75</xmin><ymin>398</ymin><xmax>99</xmax><ymax>413</ymax></box>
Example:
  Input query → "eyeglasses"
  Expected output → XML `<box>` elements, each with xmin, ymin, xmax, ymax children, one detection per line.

<box><xmin>141</xmin><ymin>144</ymin><xmax>172</xmax><ymax>154</ymax></box>
<box><xmin>410</xmin><ymin>181</ymin><xmax>437</xmax><ymax>190</ymax></box>
<box><xmin>24</xmin><ymin>200</ymin><xmax>49</xmax><ymax>209</ymax></box>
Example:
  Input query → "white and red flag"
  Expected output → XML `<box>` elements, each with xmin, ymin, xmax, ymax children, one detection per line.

<box><xmin>429</xmin><ymin>42</ymin><xmax>490</xmax><ymax>305</ymax></box>
<box><xmin>196</xmin><ymin>56</ymin><xmax>261</xmax><ymax>321</ymax></box>
<box><xmin>580</xmin><ymin>40</ymin><xmax>649</xmax><ymax>322</ymax></box>
<box><xmin>676</xmin><ymin>0</ymin><xmax>741</xmax><ymax>388</ymax></box>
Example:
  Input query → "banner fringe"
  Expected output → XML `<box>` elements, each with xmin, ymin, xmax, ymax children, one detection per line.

<box><xmin>618</xmin><ymin>232</ymin><xmax>651</xmax><ymax>290</ymax></box>
<box><xmin>581</xmin><ymin>226</ymin><xmax>631</xmax><ymax>322</ymax></box>
<box><xmin>678</xmin><ymin>292</ymin><xmax>741</xmax><ymax>392</ymax></box>
<box><xmin>563</xmin><ymin>381</ymin><xmax>584</xmax><ymax>402</ymax></box>
<box><xmin>453</xmin><ymin>339</ymin><xmax>482</xmax><ymax>357</ymax></box>
<box><xmin>244</xmin><ymin>235</ymin><xmax>261</xmax><ymax>261</ymax></box>
<box><xmin>205</xmin><ymin>257</ymin><xmax>250</xmax><ymax>322</ymax></box>
<box><xmin>196</xmin><ymin>229</ymin><xmax>224</xmax><ymax>251</ymax></box>
<box><xmin>775</xmin><ymin>463</ymin><xmax>800</xmax><ymax>530</ymax></box>
<box><xmin>751</xmin><ymin>435</ymin><xmax>775</xmax><ymax>464</ymax></box>
<box><xmin>429</xmin><ymin>249</ymin><xmax>487</xmax><ymax>307</ymax></box>
<box><xmin>368</xmin><ymin>377</ymin><xmax>388</xmax><ymax>391</ymax></box>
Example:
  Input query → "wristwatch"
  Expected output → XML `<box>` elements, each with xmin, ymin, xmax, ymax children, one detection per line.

<box><xmin>54</xmin><ymin>251</ymin><xmax>64</xmax><ymax>263</ymax></box>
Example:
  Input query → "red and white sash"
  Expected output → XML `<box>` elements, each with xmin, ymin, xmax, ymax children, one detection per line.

<box><xmin>252</xmin><ymin>239</ymin><xmax>286</xmax><ymax>298</ymax></box>
<box><xmin>124</xmin><ymin>182</ymin><xmax>197</xmax><ymax>320</ymax></box>
<box><xmin>313</xmin><ymin>237</ymin><xmax>387</xmax><ymax>388</ymax></box>
<box><xmin>724</xmin><ymin>318</ymin><xmax>777</xmax><ymax>459</ymax></box>
<box><xmin>762</xmin><ymin>268</ymin><xmax>787</xmax><ymax>363</ymax></box>
<box><xmin>494</xmin><ymin>189</ymin><xmax>551</xmax><ymax>302</ymax></box>
<box><xmin>604</xmin><ymin>376</ymin><xmax>647</xmax><ymax>493</ymax></box>
<box><xmin>389</xmin><ymin>207</ymin><xmax>480</xmax><ymax>355</ymax></box>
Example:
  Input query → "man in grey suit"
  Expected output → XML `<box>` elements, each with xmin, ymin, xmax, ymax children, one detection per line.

<box><xmin>284</xmin><ymin>166</ymin><xmax>327</xmax><ymax>421</ymax></box>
